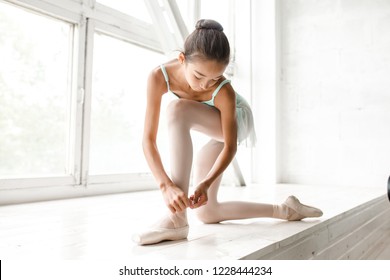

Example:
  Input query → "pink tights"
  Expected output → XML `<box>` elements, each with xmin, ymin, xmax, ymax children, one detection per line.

<box><xmin>156</xmin><ymin>99</ymin><xmax>280</xmax><ymax>229</ymax></box>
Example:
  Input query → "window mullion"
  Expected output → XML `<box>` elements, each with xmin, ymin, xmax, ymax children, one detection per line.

<box><xmin>165</xmin><ymin>0</ymin><xmax>188</xmax><ymax>43</ymax></box>
<box><xmin>69</xmin><ymin>14</ymin><xmax>87</xmax><ymax>187</ymax></box>
<box><xmin>144</xmin><ymin>0</ymin><xmax>185</xmax><ymax>56</ymax></box>
<box><xmin>79</xmin><ymin>17</ymin><xmax>95</xmax><ymax>187</ymax></box>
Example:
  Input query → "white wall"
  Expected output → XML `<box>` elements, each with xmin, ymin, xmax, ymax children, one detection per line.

<box><xmin>250</xmin><ymin>0</ymin><xmax>281</xmax><ymax>184</ymax></box>
<box><xmin>280</xmin><ymin>0</ymin><xmax>390</xmax><ymax>187</ymax></box>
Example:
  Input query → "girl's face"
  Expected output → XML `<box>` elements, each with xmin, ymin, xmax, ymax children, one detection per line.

<box><xmin>181</xmin><ymin>55</ymin><xmax>227</xmax><ymax>92</ymax></box>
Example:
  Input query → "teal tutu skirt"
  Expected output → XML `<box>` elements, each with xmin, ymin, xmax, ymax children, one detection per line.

<box><xmin>236</xmin><ymin>93</ymin><xmax>257</xmax><ymax>147</ymax></box>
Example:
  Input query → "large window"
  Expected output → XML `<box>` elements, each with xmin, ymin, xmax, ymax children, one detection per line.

<box><xmin>0</xmin><ymin>1</ymin><xmax>73</xmax><ymax>178</ymax></box>
<box><xmin>0</xmin><ymin>0</ymin><xmax>165</xmax><ymax>194</ymax></box>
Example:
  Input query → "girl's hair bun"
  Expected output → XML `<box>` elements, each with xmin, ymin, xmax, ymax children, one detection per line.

<box><xmin>184</xmin><ymin>18</ymin><xmax>230</xmax><ymax>64</ymax></box>
<box><xmin>195</xmin><ymin>19</ymin><xmax>224</xmax><ymax>32</ymax></box>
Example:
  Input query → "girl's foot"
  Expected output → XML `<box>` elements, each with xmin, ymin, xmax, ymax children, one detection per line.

<box><xmin>132</xmin><ymin>225</ymin><xmax>189</xmax><ymax>245</ymax></box>
<box><xmin>274</xmin><ymin>195</ymin><xmax>323</xmax><ymax>221</ymax></box>
<box><xmin>132</xmin><ymin>212</ymin><xmax>189</xmax><ymax>245</ymax></box>
<box><xmin>283</xmin><ymin>195</ymin><xmax>323</xmax><ymax>221</ymax></box>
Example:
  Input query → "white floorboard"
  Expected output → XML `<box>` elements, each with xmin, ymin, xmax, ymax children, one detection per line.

<box><xmin>0</xmin><ymin>183</ymin><xmax>388</xmax><ymax>260</ymax></box>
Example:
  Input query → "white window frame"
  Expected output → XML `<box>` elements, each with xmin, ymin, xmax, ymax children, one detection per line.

<box><xmin>0</xmin><ymin>0</ymin><xmax>82</xmax><ymax>191</ymax></box>
<box><xmin>0</xmin><ymin>0</ymin><xmax>168</xmax><ymax>201</ymax></box>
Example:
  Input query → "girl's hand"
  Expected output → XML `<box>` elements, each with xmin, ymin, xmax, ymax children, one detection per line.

<box><xmin>161</xmin><ymin>183</ymin><xmax>190</xmax><ymax>213</ymax></box>
<box><xmin>190</xmin><ymin>183</ymin><xmax>209</xmax><ymax>209</ymax></box>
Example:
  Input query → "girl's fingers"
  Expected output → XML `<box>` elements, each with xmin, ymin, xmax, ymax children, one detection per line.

<box><xmin>188</xmin><ymin>192</ymin><xmax>208</xmax><ymax>209</ymax></box>
<box><xmin>168</xmin><ymin>205</ymin><xmax>176</xmax><ymax>214</ymax></box>
<box><xmin>182</xmin><ymin>197</ymin><xmax>191</xmax><ymax>208</ymax></box>
<box><xmin>173</xmin><ymin>197</ymin><xmax>190</xmax><ymax>212</ymax></box>
<box><xmin>176</xmin><ymin>200</ymin><xmax>186</xmax><ymax>212</ymax></box>
<box><xmin>192</xmin><ymin>197</ymin><xmax>203</xmax><ymax>209</ymax></box>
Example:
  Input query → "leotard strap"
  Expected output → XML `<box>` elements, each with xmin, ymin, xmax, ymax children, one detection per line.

<box><xmin>160</xmin><ymin>64</ymin><xmax>171</xmax><ymax>92</ymax></box>
<box><xmin>202</xmin><ymin>79</ymin><xmax>231</xmax><ymax>107</ymax></box>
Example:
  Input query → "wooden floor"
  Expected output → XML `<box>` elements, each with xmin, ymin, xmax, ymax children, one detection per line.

<box><xmin>0</xmin><ymin>183</ymin><xmax>389</xmax><ymax>260</ymax></box>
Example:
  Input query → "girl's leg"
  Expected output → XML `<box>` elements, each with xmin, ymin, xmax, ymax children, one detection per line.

<box><xmin>193</xmin><ymin>142</ymin><xmax>323</xmax><ymax>223</ymax></box>
<box><xmin>161</xmin><ymin>99</ymin><xmax>227</xmax><ymax>227</ymax></box>
<box><xmin>194</xmin><ymin>140</ymin><xmax>275</xmax><ymax>223</ymax></box>
<box><xmin>134</xmin><ymin>100</ymin><xmax>224</xmax><ymax>245</ymax></box>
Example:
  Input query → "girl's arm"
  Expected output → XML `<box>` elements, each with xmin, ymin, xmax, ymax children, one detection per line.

<box><xmin>143</xmin><ymin>68</ymin><xmax>190</xmax><ymax>213</ymax></box>
<box><xmin>190</xmin><ymin>85</ymin><xmax>238</xmax><ymax>208</ymax></box>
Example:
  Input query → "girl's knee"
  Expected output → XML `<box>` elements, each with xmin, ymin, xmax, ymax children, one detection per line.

<box><xmin>166</xmin><ymin>99</ymin><xmax>193</xmax><ymax>128</ymax></box>
<box><xmin>166</xmin><ymin>99</ymin><xmax>189</xmax><ymax>120</ymax></box>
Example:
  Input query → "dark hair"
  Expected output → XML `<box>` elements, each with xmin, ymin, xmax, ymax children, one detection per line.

<box><xmin>183</xmin><ymin>19</ymin><xmax>230</xmax><ymax>65</ymax></box>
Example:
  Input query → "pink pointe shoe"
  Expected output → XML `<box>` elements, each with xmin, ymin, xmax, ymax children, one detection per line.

<box><xmin>283</xmin><ymin>195</ymin><xmax>323</xmax><ymax>221</ymax></box>
<box><xmin>132</xmin><ymin>225</ymin><xmax>189</xmax><ymax>245</ymax></box>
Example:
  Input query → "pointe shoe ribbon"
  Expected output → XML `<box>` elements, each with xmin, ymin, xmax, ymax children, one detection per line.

<box><xmin>133</xmin><ymin>225</ymin><xmax>189</xmax><ymax>245</ymax></box>
<box><xmin>283</xmin><ymin>195</ymin><xmax>323</xmax><ymax>221</ymax></box>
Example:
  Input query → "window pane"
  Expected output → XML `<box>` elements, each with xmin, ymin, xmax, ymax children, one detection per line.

<box><xmin>90</xmin><ymin>33</ymin><xmax>165</xmax><ymax>175</ymax></box>
<box><xmin>0</xmin><ymin>2</ymin><xmax>73</xmax><ymax>178</ymax></box>
<box><xmin>98</xmin><ymin>0</ymin><xmax>152</xmax><ymax>23</ymax></box>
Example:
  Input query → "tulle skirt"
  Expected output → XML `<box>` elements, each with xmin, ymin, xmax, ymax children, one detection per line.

<box><xmin>236</xmin><ymin>93</ymin><xmax>257</xmax><ymax>147</ymax></box>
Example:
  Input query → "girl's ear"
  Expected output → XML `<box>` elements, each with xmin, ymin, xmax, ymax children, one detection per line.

<box><xmin>178</xmin><ymin>52</ymin><xmax>185</xmax><ymax>64</ymax></box>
